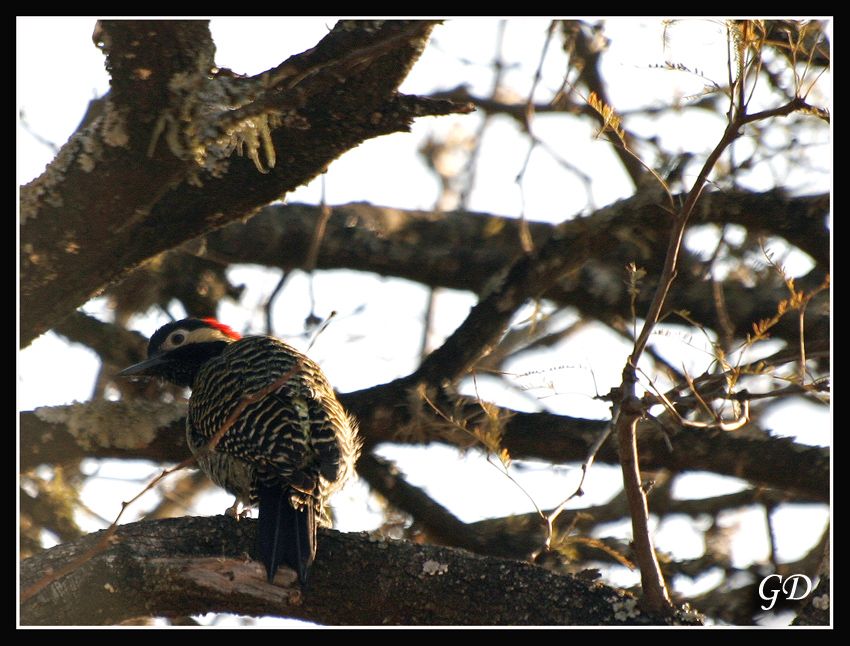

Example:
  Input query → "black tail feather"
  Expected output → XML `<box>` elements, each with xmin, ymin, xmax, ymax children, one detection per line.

<box><xmin>256</xmin><ymin>486</ymin><xmax>316</xmax><ymax>584</ymax></box>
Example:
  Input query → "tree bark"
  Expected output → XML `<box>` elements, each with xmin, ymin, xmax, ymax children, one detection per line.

<box><xmin>21</xmin><ymin>396</ymin><xmax>829</xmax><ymax>501</ymax></box>
<box><xmin>20</xmin><ymin>20</ymin><xmax>472</xmax><ymax>347</ymax></box>
<box><xmin>20</xmin><ymin>516</ymin><xmax>701</xmax><ymax>626</ymax></box>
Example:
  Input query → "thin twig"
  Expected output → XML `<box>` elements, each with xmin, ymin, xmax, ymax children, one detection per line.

<box><xmin>302</xmin><ymin>177</ymin><xmax>334</xmax><ymax>332</ymax></box>
<box><xmin>419</xmin><ymin>288</ymin><xmax>437</xmax><ymax>361</ymax></box>
<box><xmin>764</xmin><ymin>502</ymin><xmax>780</xmax><ymax>571</ymax></box>
<box><xmin>514</xmin><ymin>20</ymin><xmax>558</xmax><ymax>253</ymax></box>
<box><xmin>419</xmin><ymin>386</ymin><xmax>545</xmax><ymax>524</ymax></box>
<box><xmin>797</xmin><ymin>275</ymin><xmax>830</xmax><ymax>384</ymax></box>
<box><xmin>543</xmin><ymin>421</ymin><xmax>613</xmax><ymax>549</ymax></box>
<box><xmin>459</xmin><ymin>20</ymin><xmax>506</xmax><ymax>210</ymax></box>
<box><xmin>306</xmin><ymin>311</ymin><xmax>337</xmax><ymax>353</ymax></box>
<box><xmin>264</xmin><ymin>270</ymin><xmax>291</xmax><ymax>336</ymax></box>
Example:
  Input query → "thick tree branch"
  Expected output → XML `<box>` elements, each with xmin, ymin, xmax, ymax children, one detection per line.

<box><xmin>21</xmin><ymin>401</ymin><xmax>188</xmax><ymax>471</ymax></box>
<box><xmin>20</xmin><ymin>517</ymin><xmax>700</xmax><ymax>626</ymax></box>
<box><xmin>21</xmin><ymin>20</ymin><xmax>473</xmax><ymax>347</ymax></box>
<box><xmin>21</xmin><ymin>395</ymin><xmax>829</xmax><ymax>502</ymax></box>
<box><xmin>201</xmin><ymin>192</ymin><xmax>829</xmax><ymax>351</ymax></box>
<box><xmin>53</xmin><ymin>310</ymin><xmax>152</xmax><ymax>369</ymax></box>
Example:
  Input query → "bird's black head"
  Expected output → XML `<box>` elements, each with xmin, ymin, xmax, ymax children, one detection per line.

<box><xmin>118</xmin><ymin>318</ymin><xmax>242</xmax><ymax>388</ymax></box>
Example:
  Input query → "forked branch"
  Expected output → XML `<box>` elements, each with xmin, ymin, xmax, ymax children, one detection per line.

<box><xmin>613</xmin><ymin>20</ymin><xmax>823</xmax><ymax>613</ymax></box>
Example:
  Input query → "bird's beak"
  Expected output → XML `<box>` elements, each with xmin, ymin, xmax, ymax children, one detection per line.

<box><xmin>117</xmin><ymin>354</ymin><xmax>170</xmax><ymax>378</ymax></box>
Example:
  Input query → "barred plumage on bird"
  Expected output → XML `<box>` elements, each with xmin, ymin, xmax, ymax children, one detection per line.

<box><xmin>118</xmin><ymin>317</ymin><xmax>361</xmax><ymax>584</ymax></box>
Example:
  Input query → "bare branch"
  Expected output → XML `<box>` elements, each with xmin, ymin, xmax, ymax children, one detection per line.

<box><xmin>20</xmin><ymin>517</ymin><xmax>701</xmax><ymax>626</ymax></box>
<box><xmin>22</xmin><ymin>393</ymin><xmax>829</xmax><ymax>501</ymax></box>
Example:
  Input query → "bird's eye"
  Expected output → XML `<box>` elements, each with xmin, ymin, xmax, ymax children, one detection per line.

<box><xmin>169</xmin><ymin>332</ymin><xmax>186</xmax><ymax>346</ymax></box>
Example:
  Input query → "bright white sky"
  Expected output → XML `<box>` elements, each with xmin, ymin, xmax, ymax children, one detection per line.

<box><xmin>18</xmin><ymin>17</ymin><xmax>831</xmax><ymax>625</ymax></box>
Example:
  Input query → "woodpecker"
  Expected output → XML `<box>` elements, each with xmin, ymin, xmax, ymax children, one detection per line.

<box><xmin>118</xmin><ymin>317</ymin><xmax>361</xmax><ymax>584</ymax></box>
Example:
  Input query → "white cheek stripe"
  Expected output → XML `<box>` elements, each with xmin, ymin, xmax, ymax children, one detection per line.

<box><xmin>164</xmin><ymin>327</ymin><xmax>235</xmax><ymax>350</ymax></box>
<box><xmin>188</xmin><ymin>328</ymin><xmax>235</xmax><ymax>344</ymax></box>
